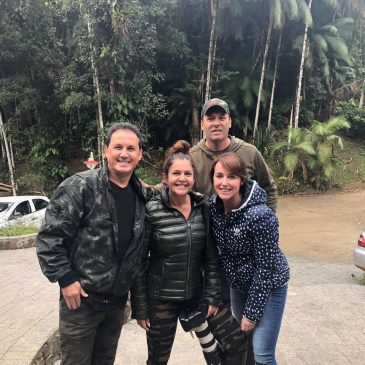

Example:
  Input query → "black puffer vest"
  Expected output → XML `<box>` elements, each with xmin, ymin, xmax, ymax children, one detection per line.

<box><xmin>131</xmin><ymin>188</ymin><xmax>221</xmax><ymax>319</ymax></box>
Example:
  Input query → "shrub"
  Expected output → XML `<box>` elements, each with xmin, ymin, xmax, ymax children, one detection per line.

<box><xmin>276</xmin><ymin>176</ymin><xmax>302</xmax><ymax>195</ymax></box>
<box><xmin>334</xmin><ymin>99</ymin><xmax>365</xmax><ymax>139</ymax></box>
<box><xmin>271</xmin><ymin>117</ymin><xmax>350</xmax><ymax>190</ymax></box>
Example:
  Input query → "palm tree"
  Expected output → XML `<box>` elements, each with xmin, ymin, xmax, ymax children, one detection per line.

<box><xmin>271</xmin><ymin>116</ymin><xmax>349</xmax><ymax>189</ymax></box>
<box><xmin>307</xmin><ymin>116</ymin><xmax>350</xmax><ymax>190</ymax></box>
<box><xmin>254</xmin><ymin>0</ymin><xmax>313</xmax><ymax>135</ymax></box>
<box><xmin>267</xmin><ymin>30</ymin><xmax>282</xmax><ymax>128</ymax></box>
<box><xmin>80</xmin><ymin>2</ymin><xmax>105</xmax><ymax>167</ymax></box>
<box><xmin>205</xmin><ymin>0</ymin><xmax>220</xmax><ymax>102</ymax></box>
<box><xmin>271</xmin><ymin>126</ymin><xmax>315</xmax><ymax>180</ymax></box>
<box><xmin>294</xmin><ymin>0</ymin><xmax>313</xmax><ymax>129</ymax></box>
<box><xmin>293</xmin><ymin>0</ymin><xmax>357</xmax><ymax>128</ymax></box>
<box><xmin>340</xmin><ymin>1</ymin><xmax>365</xmax><ymax>108</ymax></box>
<box><xmin>293</xmin><ymin>18</ymin><xmax>355</xmax><ymax>93</ymax></box>
<box><xmin>253</xmin><ymin>3</ymin><xmax>273</xmax><ymax>137</ymax></box>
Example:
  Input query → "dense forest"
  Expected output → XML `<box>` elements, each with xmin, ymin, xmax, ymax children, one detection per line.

<box><xmin>0</xmin><ymin>0</ymin><xmax>365</xmax><ymax>193</ymax></box>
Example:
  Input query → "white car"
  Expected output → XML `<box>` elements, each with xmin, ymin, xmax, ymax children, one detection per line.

<box><xmin>0</xmin><ymin>195</ymin><xmax>49</xmax><ymax>228</ymax></box>
<box><xmin>353</xmin><ymin>232</ymin><xmax>365</xmax><ymax>271</ymax></box>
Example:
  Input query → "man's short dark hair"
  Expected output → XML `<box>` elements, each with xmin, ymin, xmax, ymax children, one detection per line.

<box><xmin>104</xmin><ymin>122</ymin><xmax>142</xmax><ymax>148</ymax></box>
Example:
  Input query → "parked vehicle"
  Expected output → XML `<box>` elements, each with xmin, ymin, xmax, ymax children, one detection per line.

<box><xmin>353</xmin><ymin>232</ymin><xmax>365</xmax><ymax>271</ymax></box>
<box><xmin>0</xmin><ymin>196</ymin><xmax>49</xmax><ymax>228</ymax></box>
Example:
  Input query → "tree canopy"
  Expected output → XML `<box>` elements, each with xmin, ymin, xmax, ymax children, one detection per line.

<box><xmin>0</xmin><ymin>0</ymin><xmax>364</xmax><ymax>191</ymax></box>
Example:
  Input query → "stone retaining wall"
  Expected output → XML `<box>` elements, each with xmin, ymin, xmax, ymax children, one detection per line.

<box><xmin>0</xmin><ymin>233</ymin><xmax>37</xmax><ymax>250</ymax></box>
<box><xmin>31</xmin><ymin>331</ymin><xmax>61</xmax><ymax>365</ymax></box>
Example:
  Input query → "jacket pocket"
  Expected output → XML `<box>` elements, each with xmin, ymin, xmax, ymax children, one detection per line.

<box><xmin>148</xmin><ymin>273</ymin><xmax>161</xmax><ymax>296</ymax></box>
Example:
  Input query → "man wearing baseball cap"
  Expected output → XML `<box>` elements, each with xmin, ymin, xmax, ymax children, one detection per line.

<box><xmin>190</xmin><ymin>97</ymin><xmax>278</xmax><ymax>211</ymax></box>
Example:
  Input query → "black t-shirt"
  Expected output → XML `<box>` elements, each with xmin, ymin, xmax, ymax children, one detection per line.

<box><xmin>109</xmin><ymin>180</ymin><xmax>136</xmax><ymax>261</ymax></box>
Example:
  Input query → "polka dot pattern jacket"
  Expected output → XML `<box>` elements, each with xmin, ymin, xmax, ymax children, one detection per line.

<box><xmin>209</xmin><ymin>180</ymin><xmax>290</xmax><ymax>323</ymax></box>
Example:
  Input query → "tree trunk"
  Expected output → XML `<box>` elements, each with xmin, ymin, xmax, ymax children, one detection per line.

<box><xmin>110</xmin><ymin>79</ymin><xmax>117</xmax><ymax>97</ymax></box>
<box><xmin>359</xmin><ymin>79</ymin><xmax>365</xmax><ymax>108</ymax></box>
<box><xmin>0</xmin><ymin>112</ymin><xmax>16</xmax><ymax>195</ymax></box>
<box><xmin>359</xmin><ymin>18</ymin><xmax>364</xmax><ymax>108</ymax></box>
<box><xmin>288</xmin><ymin>105</ymin><xmax>294</xmax><ymax>145</ymax></box>
<box><xmin>110</xmin><ymin>1</ymin><xmax>120</xmax><ymax>99</ymax></box>
<box><xmin>9</xmin><ymin>138</ymin><xmax>14</xmax><ymax>169</ymax></box>
<box><xmin>253</xmin><ymin>8</ymin><xmax>273</xmax><ymax>137</ymax></box>
<box><xmin>211</xmin><ymin>31</ymin><xmax>218</xmax><ymax>91</ymax></box>
<box><xmin>86</xmin><ymin>16</ymin><xmax>105</xmax><ymax>169</ymax></box>
<box><xmin>198</xmin><ymin>69</ymin><xmax>205</xmax><ymax>139</ymax></box>
<box><xmin>191</xmin><ymin>95</ymin><xmax>200</xmax><ymax>145</ymax></box>
<box><xmin>268</xmin><ymin>30</ymin><xmax>282</xmax><ymax>129</ymax></box>
<box><xmin>294</xmin><ymin>0</ymin><xmax>313</xmax><ymax>129</ymax></box>
<box><xmin>205</xmin><ymin>0</ymin><xmax>219</xmax><ymax>102</ymax></box>
<box><xmin>1</xmin><ymin>138</ymin><xmax>5</xmax><ymax>164</ymax></box>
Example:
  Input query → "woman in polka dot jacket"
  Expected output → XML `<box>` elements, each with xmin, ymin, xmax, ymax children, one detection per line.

<box><xmin>209</xmin><ymin>152</ymin><xmax>290</xmax><ymax>365</ymax></box>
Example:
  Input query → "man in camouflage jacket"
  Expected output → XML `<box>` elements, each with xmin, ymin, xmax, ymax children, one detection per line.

<box><xmin>37</xmin><ymin>122</ymin><xmax>146</xmax><ymax>365</ymax></box>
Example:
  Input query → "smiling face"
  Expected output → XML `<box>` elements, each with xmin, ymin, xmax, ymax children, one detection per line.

<box><xmin>201</xmin><ymin>110</ymin><xmax>232</xmax><ymax>150</ymax></box>
<box><xmin>104</xmin><ymin>129</ymin><xmax>142</xmax><ymax>183</ymax></box>
<box><xmin>164</xmin><ymin>159</ymin><xmax>194</xmax><ymax>198</ymax></box>
<box><xmin>213</xmin><ymin>161</ymin><xmax>243</xmax><ymax>208</ymax></box>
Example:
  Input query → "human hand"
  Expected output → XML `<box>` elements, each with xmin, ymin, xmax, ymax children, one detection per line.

<box><xmin>206</xmin><ymin>305</ymin><xmax>219</xmax><ymax>318</ymax></box>
<box><xmin>137</xmin><ymin>319</ymin><xmax>150</xmax><ymax>331</ymax></box>
<box><xmin>240</xmin><ymin>317</ymin><xmax>256</xmax><ymax>332</ymax></box>
<box><xmin>61</xmin><ymin>281</ymin><xmax>88</xmax><ymax>310</ymax></box>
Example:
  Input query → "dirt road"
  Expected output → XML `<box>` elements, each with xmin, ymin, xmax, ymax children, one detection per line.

<box><xmin>277</xmin><ymin>188</ymin><xmax>365</xmax><ymax>264</ymax></box>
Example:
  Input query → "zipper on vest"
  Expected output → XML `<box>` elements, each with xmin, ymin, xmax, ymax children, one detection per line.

<box><xmin>186</xmin><ymin>221</ymin><xmax>192</xmax><ymax>297</ymax></box>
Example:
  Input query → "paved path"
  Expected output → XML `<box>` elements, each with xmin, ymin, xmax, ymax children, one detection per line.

<box><xmin>0</xmin><ymin>248</ymin><xmax>58</xmax><ymax>365</ymax></box>
<box><xmin>1</xmin><ymin>248</ymin><xmax>365</xmax><ymax>365</ymax></box>
<box><xmin>116</xmin><ymin>257</ymin><xmax>365</xmax><ymax>365</ymax></box>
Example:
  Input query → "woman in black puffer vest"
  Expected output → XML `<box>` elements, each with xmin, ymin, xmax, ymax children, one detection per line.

<box><xmin>130</xmin><ymin>141</ymin><xmax>245</xmax><ymax>365</ymax></box>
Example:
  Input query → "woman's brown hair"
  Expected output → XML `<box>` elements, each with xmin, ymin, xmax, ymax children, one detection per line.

<box><xmin>163</xmin><ymin>140</ymin><xmax>195</xmax><ymax>176</ymax></box>
<box><xmin>210</xmin><ymin>152</ymin><xmax>248</xmax><ymax>184</ymax></box>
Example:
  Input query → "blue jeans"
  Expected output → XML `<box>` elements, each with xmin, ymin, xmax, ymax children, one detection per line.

<box><xmin>231</xmin><ymin>284</ymin><xmax>288</xmax><ymax>365</ymax></box>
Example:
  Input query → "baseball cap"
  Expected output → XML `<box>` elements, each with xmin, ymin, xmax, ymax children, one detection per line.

<box><xmin>201</xmin><ymin>98</ymin><xmax>230</xmax><ymax>117</ymax></box>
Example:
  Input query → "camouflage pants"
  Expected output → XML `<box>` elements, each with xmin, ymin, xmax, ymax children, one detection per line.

<box><xmin>146</xmin><ymin>300</ymin><xmax>247</xmax><ymax>365</ymax></box>
<box><xmin>59</xmin><ymin>298</ymin><xmax>125</xmax><ymax>365</ymax></box>
<box><xmin>146</xmin><ymin>299</ymin><xmax>189</xmax><ymax>365</ymax></box>
<box><xmin>207</xmin><ymin>304</ymin><xmax>248</xmax><ymax>360</ymax></box>
<box><xmin>222</xmin><ymin>277</ymin><xmax>254</xmax><ymax>365</ymax></box>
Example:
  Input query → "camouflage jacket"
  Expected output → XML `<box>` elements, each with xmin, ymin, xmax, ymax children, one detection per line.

<box><xmin>36</xmin><ymin>167</ymin><xmax>147</xmax><ymax>297</ymax></box>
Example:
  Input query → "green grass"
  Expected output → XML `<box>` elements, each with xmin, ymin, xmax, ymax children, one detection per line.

<box><xmin>0</xmin><ymin>223</ymin><xmax>39</xmax><ymax>237</ymax></box>
<box><xmin>331</xmin><ymin>137</ymin><xmax>365</xmax><ymax>187</ymax></box>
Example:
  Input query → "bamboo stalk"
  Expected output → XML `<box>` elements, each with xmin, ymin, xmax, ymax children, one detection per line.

<box><xmin>268</xmin><ymin>30</ymin><xmax>282</xmax><ymax>128</ymax></box>
<box><xmin>294</xmin><ymin>0</ymin><xmax>313</xmax><ymax>129</ymax></box>
<box><xmin>0</xmin><ymin>112</ymin><xmax>16</xmax><ymax>195</ymax></box>
<box><xmin>254</xmin><ymin>6</ymin><xmax>273</xmax><ymax>137</ymax></box>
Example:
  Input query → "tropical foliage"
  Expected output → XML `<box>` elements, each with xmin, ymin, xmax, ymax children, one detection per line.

<box><xmin>271</xmin><ymin>117</ymin><xmax>350</xmax><ymax>190</ymax></box>
<box><xmin>0</xmin><ymin>0</ymin><xmax>364</xmax><ymax>193</ymax></box>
